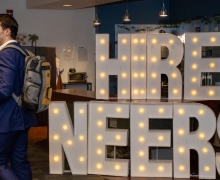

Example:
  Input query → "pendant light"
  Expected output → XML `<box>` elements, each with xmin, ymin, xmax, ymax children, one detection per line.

<box><xmin>94</xmin><ymin>3</ymin><xmax>101</xmax><ymax>26</ymax></box>
<box><xmin>159</xmin><ymin>0</ymin><xmax>168</xmax><ymax>17</ymax></box>
<box><xmin>94</xmin><ymin>14</ymin><xmax>101</xmax><ymax>26</ymax></box>
<box><xmin>123</xmin><ymin>0</ymin><xmax>131</xmax><ymax>22</ymax></box>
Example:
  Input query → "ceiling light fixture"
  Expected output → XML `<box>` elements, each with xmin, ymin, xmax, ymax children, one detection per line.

<box><xmin>94</xmin><ymin>2</ymin><xmax>101</xmax><ymax>26</ymax></box>
<box><xmin>159</xmin><ymin>0</ymin><xmax>168</xmax><ymax>17</ymax></box>
<box><xmin>94</xmin><ymin>14</ymin><xmax>101</xmax><ymax>26</ymax></box>
<box><xmin>123</xmin><ymin>0</ymin><xmax>131</xmax><ymax>22</ymax></box>
<box><xmin>63</xmin><ymin>4</ymin><xmax>72</xmax><ymax>7</ymax></box>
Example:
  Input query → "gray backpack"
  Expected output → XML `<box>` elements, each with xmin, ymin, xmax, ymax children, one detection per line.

<box><xmin>3</xmin><ymin>45</ymin><xmax>52</xmax><ymax>113</ymax></box>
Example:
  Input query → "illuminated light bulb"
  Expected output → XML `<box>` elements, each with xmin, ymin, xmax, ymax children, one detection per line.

<box><xmin>152</xmin><ymin>39</ymin><xmax>157</xmax><ymax>44</ymax></box>
<box><xmin>97</xmin><ymin>135</ymin><xmax>103</xmax><ymax>141</ymax></box>
<box><xmin>139</xmin><ymin>151</ymin><xmax>144</xmax><ymax>156</ymax></box>
<box><xmin>178</xmin><ymin>129</ymin><xmax>184</xmax><ymax>135</ymax></box>
<box><xmin>139</xmin><ymin>137</ymin><xmax>144</xmax><ymax>142</ymax></box>
<box><xmin>115</xmin><ymin>135</ymin><xmax>121</xmax><ymax>140</ymax></box>
<box><xmin>179</xmin><ymin>109</ymin><xmax>184</xmax><ymax>114</ymax></box>
<box><xmin>204</xmin><ymin>166</ymin><xmax>210</xmax><ymax>172</ymax></box>
<box><xmin>179</xmin><ymin>165</ymin><xmax>185</xmax><ymax>171</ymax></box>
<box><xmin>54</xmin><ymin>156</ymin><xmax>59</xmax><ymax>162</ymax></box>
<box><xmin>53</xmin><ymin>109</ymin><xmax>59</xmax><ymax>114</ymax></box>
<box><xmin>79</xmin><ymin>136</ymin><xmax>84</xmax><ymax>140</ymax></box>
<box><xmin>134</xmin><ymin>73</ymin><xmax>138</xmax><ymax>78</ymax></box>
<box><xmin>139</xmin><ymin>108</ymin><xmax>144</xmax><ymax>113</ymax></box>
<box><xmin>158</xmin><ymin>108</ymin><xmax>164</xmax><ymax>113</ymax></box>
<box><xmin>169</xmin><ymin>39</ymin><xmax>174</xmax><ymax>44</ymax></box>
<box><xmin>158</xmin><ymin>166</ymin><xmax>164</xmax><ymax>172</ymax></box>
<box><xmin>192</xmin><ymin>51</ymin><xmax>197</xmax><ymax>56</ymax></box>
<box><xmin>133</xmin><ymin>39</ymin><xmax>138</xmax><ymax>44</ymax></box>
<box><xmin>199</xmin><ymin>133</ymin><xmax>205</xmax><ymax>139</ymax></box>
<box><xmin>140</xmin><ymin>73</ymin><xmax>145</xmax><ymax>77</ymax></box>
<box><xmin>134</xmin><ymin>89</ymin><xmax>138</xmax><ymax>94</ymax></box>
<box><xmin>98</xmin><ymin>107</ymin><xmax>103</xmax><ymax>112</ymax></box>
<box><xmin>152</xmin><ymin>73</ymin><xmax>156</xmax><ymax>78</ymax></box>
<box><xmin>122</xmin><ymin>90</ymin><xmax>127</xmax><ymax>94</ymax></box>
<box><xmin>140</xmin><ymin>90</ymin><xmax>145</xmax><ymax>94</ymax></box>
<box><xmin>210</xmin><ymin>37</ymin><xmax>216</xmax><ymax>42</ymax></box>
<box><xmin>203</xmin><ymin>148</ymin><xmax>208</xmax><ymax>153</ymax></box>
<box><xmin>79</xmin><ymin>157</ymin><xmax>84</xmax><ymax>162</ymax></box>
<box><xmin>53</xmin><ymin>135</ymin><xmax>59</xmax><ymax>140</ymax></box>
<box><xmin>100</xmin><ymin>89</ymin><xmax>105</xmax><ymax>94</ymax></box>
<box><xmin>209</xmin><ymin>90</ymin><xmax>214</xmax><ymax>96</ymax></box>
<box><xmin>100</xmin><ymin>56</ymin><xmax>105</xmax><ymax>61</ymax></box>
<box><xmin>192</xmin><ymin>77</ymin><xmax>197</xmax><ymax>82</ymax></box>
<box><xmin>173</xmin><ymin>89</ymin><xmax>178</xmax><ymax>94</ymax></box>
<box><xmin>67</xmin><ymin>140</ymin><xmax>72</xmax><ymax>145</ymax></box>
<box><xmin>122</xmin><ymin>39</ymin><xmax>127</xmax><ymax>44</ymax></box>
<box><xmin>100</xmin><ymin>73</ymin><xmax>105</xmax><ymax>78</ymax></box>
<box><xmin>210</xmin><ymin>63</ymin><xmax>215</xmax><ymax>68</ymax></box>
<box><xmin>192</xmin><ymin>38</ymin><xmax>198</xmax><ymax>43</ymax></box>
<box><xmin>169</xmin><ymin>60</ymin><xmax>174</xmax><ymax>65</ymax></box>
<box><xmin>139</xmin><ymin>122</ymin><xmax>144</xmax><ymax>128</ymax></box>
<box><xmin>151</xmin><ymin>89</ymin><xmax>156</xmax><ymax>94</ymax></box>
<box><xmin>97</xmin><ymin>149</ymin><xmax>102</xmax><ymax>154</ymax></box>
<box><xmin>172</xmin><ymin>73</ymin><xmax>177</xmax><ymax>78</ymax></box>
<box><xmin>140</xmin><ymin>56</ymin><xmax>145</xmax><ymax>60</ymax></box>
<box><xmin>191</xmin><ymin>90</ymin><xmax>197</xmax><ymax>96</ymax></box>
<box><xmin>63</xmin><ymin>125</ymin><xmax>68</xmax><ymax>130</ymax></box>
<box><xmin>192</xmin><ymin>64</ymin><xmax>197</xmax><ymax>69</ymax></box>
<box><xmin>139</xmin><ymin>166</ymin><xmax>145</xmax><ymax>171</ymax></box>
<box><xmin>100</xmin><ymin>39</ymin><xmax>105</xmax><ymax>44</ymax></box>
<box><xmin>179</xmin><ymin>147</ymin><xmax>185</xmax><ymax>153</ymax></box>
<box><xmin>141</xmin><ymin>39</ymin><xmax>145</xmax><ymax>43</ymax></box>
<box><xmin>122</xmin><ymin>73</ymin><xmax>127</xmax><ymax>78</ymax></box>
<box><xmin>152</xmin><ymin>57</ymin><xmax>156</xmax><ymax>62</ymax></box>
<box><xmin>116</xmin><ymin>108</ymin><xmax>121</xmax><ymax>112</ymax></box>
<box><xmin>96</xmin><ymin>164</ymin><xmax>102</xmax><ymax>169</ymax></box>
<box><xmin>79</xmin><ymin>109</ymin><xmax>84</xmax><ymax>114</ymax></box>
<box><xmin>134</xmin><ymin>56</ymin><xmax>138</xmax><ymax>61</ymax></box>
<box><xmin>158</xmin><ymin>136</ymin><xmax>164</xmax><ymax>141</ymax></box>
<box><xmin>97</xmin><ymin>121</ymin><xmax>102</xmax><ymax>126</ymax></box>
<box><xmin>199</xmin><ymin>110</ymin><xmax>204</xmax><ymax>115</ymax></box>
<box><xmin>122</xmin><ymin>56</ymin><xmax>127</xmax><ymax>61</ymax></box>
<box><xmin>115</xmin><ymin>165</ymin><xmax>120</xmax><ymax>170</ymax></box>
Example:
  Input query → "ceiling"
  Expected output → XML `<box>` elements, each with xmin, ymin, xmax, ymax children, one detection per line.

<box><xmin>26</xmin><ymin>0</ymin><xmax>124</xmax><ymax>10</ymax></box>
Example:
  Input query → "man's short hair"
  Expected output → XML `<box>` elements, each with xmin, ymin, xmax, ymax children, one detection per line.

<box><xmin>0</xmin><ymin>14</ymin><xmax>18</xmax><ymax>40</ymax></box>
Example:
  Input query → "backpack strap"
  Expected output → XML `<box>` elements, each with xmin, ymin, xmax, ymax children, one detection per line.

<box><xmin>2</xmin><ymin>44</ymin><xmax>28</xmax><ymax>56</ymax></box>
<box><xmin>1</xmin><ymin>44</ymin><xmax>29</xmax><ymax>106</ymax></box>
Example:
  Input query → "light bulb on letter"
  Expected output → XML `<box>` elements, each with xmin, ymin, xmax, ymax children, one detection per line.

<box><xmin>53</xmin><ymin>109</ymin><xmax>59</xmax><ymax>114</ymax></box>
<box><xmin>100</xmin><ymin>39</ymin><xmax>105</xmax><ymax>44</ymax></box>
<box><xmin>122</xmin><ymin>39</ymin><xmax>127</xmax><ymax>44</ymax></box>
<box><xmin>192</xmin><ymin>38</ymin><xmax>198</xmax><ymax>43</ymax></box>
<box><xmin>210</xmin><ymin>37</ymin><xmax>216</xmax><ymax>42</ymax></box>
<box><xmin>100</xmin><ymin>89</ymin><xmax>105</xmax><ymax>94</ymax></box>
<box><xmin>152</xmin><ymin>39</ymin><xmax>157</xmax><ymax>44</ymax></box>
<box><xmin>122</xmin><ymin>56</ymin><xmax>127</xmax><ymax>61</ymax></box>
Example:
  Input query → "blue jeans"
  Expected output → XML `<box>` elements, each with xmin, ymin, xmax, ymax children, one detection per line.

<box><xmin>0</xmin><ymin>129</ymin><xmax>31</xmax><ymax>180</ymax></box>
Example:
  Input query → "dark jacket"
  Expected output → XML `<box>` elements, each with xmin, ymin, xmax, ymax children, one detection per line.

<box><xmin>0</xmin><ymin>42</ymin><xmax>38</xmax><ymax>133</ymax></box>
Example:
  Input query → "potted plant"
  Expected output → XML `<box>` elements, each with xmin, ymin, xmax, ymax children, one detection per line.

<box><xmin>28</xmin><ymin>34</ymin><xmax>39</xmax><ymax>46</ymax></box>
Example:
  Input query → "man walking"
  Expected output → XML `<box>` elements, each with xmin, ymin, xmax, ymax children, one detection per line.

<box><xmin>0</xmin><ymin>14</ymin><xmax>38</xmax><ymax>180</ymax></box>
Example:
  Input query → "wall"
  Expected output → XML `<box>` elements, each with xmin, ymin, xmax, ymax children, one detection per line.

<box><xmin>97</xmin><ymin>0</ymin><xmax>170</xmax><ymax>50</ymax></box>
<box><xmin>170</xmin><ymin>0</ymin><xmax>220</xmax><ymax>22</ymax></box>
<box><xmin>0</xmin><ymin>0</ymin><xmax>96</xmax><ymax>89</ymax></box>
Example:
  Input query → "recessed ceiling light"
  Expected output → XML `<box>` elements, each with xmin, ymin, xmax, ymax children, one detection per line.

<box><xmin>63</xmin><ymin>4</ymin><xmax>72</xmax><ymax>7</ymax></box>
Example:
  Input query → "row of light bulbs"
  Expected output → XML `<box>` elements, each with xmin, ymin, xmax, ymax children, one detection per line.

<box><xmin>55</xmin><ymin>107</ymin><xmax>206</xmax><ymax>115</ymax></box>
